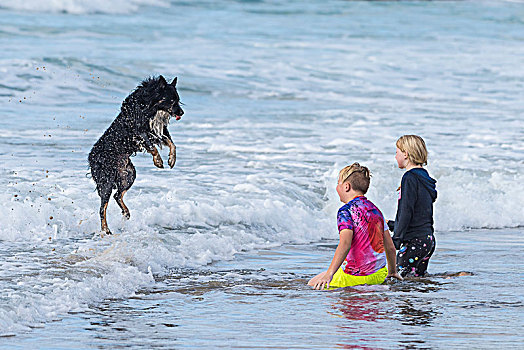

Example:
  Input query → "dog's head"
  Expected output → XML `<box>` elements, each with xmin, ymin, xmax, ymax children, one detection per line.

<box><xmin>151</xmin><ymin>75</ymin><xmax>184</xmax><ymax>120</ymax></box>
<box><xmin>124</xmin><ymin>76</ymin><xmax>184</xmax><ymax>138</ymax></box>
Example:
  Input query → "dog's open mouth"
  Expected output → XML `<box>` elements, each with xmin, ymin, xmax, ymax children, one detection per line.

<box><xmin>175</xmin><ymin>115</ymin><xmax>181</xmax><ymax>121</ymax></box>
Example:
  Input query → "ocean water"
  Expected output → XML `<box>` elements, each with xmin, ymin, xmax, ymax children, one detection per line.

<box><xmin>0</xmin><ymin>0</ymin><xmax>523</xmax><ymax>348</ymax></box>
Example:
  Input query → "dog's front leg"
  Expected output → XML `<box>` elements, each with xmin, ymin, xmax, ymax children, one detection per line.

<box><xmin>166</xmin><ymin>140</ymin><xmax>176</xmax><ymax>168</ymax></box>
<box><xmin>140</xmin><ymin>132</ymin><xmax>163</xmax><ymax>168</ymax></box>
<box><xmin>150</xmin><ymin>147</ymin><xmax>164</xmax><ymax>168</ymax></box>
<box><xmin>163</xmin><ymin>127</ymin><xmax>176</xmax><ymax>168</ymax></box>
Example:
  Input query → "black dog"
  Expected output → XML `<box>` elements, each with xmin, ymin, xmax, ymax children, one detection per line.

<box><xmin>88</xmin><ymin>75</ymin><xmax>184</xmax><ymax>234</ymax></box>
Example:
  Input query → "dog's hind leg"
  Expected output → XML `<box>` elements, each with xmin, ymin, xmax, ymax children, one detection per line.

<box><xmin>114</xmin><ymin>158</ymin><xmax>136</xmax><ymax>219</ymax></box>
<box><xmin>97</xmin><ymin>183</ymin><xmax>113</xmax><ymax>235</ymax></box>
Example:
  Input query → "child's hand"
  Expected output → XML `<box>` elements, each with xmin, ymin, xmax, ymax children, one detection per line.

<box><xmin>308</xmin><ymin>271</ymin><xmax>333</xmax><ymax>290</ymax></box>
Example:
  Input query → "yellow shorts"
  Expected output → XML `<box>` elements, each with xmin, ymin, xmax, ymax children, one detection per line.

<box><xmin>328</xmin><ymin>266</ymin><xmax>388</xmax><ymax>289</ymax></box>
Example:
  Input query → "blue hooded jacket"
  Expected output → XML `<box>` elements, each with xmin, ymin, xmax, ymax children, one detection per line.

<box><xmin>392</xmin><ymin>168</ymin><xmax>437</xmax><ymax>249</ymax></box>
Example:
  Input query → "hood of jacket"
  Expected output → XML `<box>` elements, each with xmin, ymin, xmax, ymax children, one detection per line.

<box><xmin>409</xmin><ymin>168</ymin><xmax>437</xmax><ymax>202</ymax></box>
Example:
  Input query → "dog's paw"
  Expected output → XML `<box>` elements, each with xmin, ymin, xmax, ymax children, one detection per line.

<box><xmin>153</xmin><ymin>156</ymin><xmax>164</xmax><ymax>168</ymax></box>
<box><xmin>122</xmin><ymin>210</ymin><xmax>130</xmax><ymax>220</ymax></box>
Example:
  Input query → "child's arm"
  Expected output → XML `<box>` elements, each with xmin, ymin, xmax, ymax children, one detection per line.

<box><xmin>383</xmin><ymin>229</ymin><xmax>402</xmax><ymax>280</ymax></box>
<box><xmin>309</xmin><ymin>229</ymin><xmax>353</xmax><ymax>290</ymax></box>
<box><xmin>392</xmin><ymin>173</ymin><xmax>417</xmax><ymax>249</ymax></box>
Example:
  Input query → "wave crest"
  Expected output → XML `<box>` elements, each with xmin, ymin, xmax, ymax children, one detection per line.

<box><xmin>0</xmin><ymin>0</ymin><xmax>169</xmax><ymax>15</ymax></box>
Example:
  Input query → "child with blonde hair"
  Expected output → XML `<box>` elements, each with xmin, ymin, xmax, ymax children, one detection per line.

<box><xmin>308</xmin><ymin>163</ymin><xmax>400</xmax><ymax>290</ymax></box>
<box><xmin>389</xmin><ymin>135</ymin><xmax>437</xmax><ymax>277</ymax></box>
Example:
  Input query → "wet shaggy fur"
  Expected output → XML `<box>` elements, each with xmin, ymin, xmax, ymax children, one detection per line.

<box><xmin>88</xmin><ymin>75</ymin><xmax>184</xmax><ymax>234</ymax></box>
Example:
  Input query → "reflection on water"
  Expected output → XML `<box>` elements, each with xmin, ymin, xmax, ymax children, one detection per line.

<box><xmin>332</xmin><ymin>292</ymin><xmax>388</xmax><ymax>322</ymax></box>
<box><xmin>390</xmin><ymin>277</ymin><xmax>443</xmax><ymax>293</ymax></box>
<box><xmin>395</xmin><ymin>297</ymin><xmax>438</xmax><ymax>327</ymax></box>
<box><xmin>329</xmin><ymin>281</ymin><xmax>441</xmax><ymax>328</ymax></box>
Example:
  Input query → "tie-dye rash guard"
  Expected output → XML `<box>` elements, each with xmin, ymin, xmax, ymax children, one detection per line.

<box><xmin>337</xmin><ymin>196</ymin><xmax>387</xmax><ymax>276</ymax></box>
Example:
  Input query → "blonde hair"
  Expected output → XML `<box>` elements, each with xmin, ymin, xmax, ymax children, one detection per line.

<box><xmin>339</xmin><ymin>162</ymin><xmax>371</xmax><ymax>194</ymax></box>
<box><xmin>396</xmin><ymin>135</ymin><xmax>428</xmax><ymax>166</ymax></box>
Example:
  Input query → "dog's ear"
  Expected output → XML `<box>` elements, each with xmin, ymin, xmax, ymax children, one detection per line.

<box><xmin>158</xmin><ymin>75</ymin><xmax>168</xmax><ymax>89</ymax></box>
<box><xmin>171</xmin><ymin>77</ymin><xmax>177</xmax><ymax>86</ymax></box>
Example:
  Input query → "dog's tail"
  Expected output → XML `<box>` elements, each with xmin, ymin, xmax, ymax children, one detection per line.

<box><xmin>88</xmin><ymin>151</ymin><xmax>97</xmax><ymax>182</ymax></box>
<box><xmin>88</xmin><ymin>149</ymin><xmax>105</xmax><ymax>190</ymax></box>
<box><xmin>88</xmin><ymin>148</ymin><xmax>119</xmax><ymax>193</ymax></box>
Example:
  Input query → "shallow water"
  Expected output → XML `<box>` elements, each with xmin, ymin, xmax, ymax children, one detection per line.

<box><xmin>1</xmin><ymin>0</ymin><xmax>523</xmax><ymax>348</ymax></box>
<box><xmin>2</xmin><ymin>229</ymin><xmax>523</xmax><ymax>349</ymax></box>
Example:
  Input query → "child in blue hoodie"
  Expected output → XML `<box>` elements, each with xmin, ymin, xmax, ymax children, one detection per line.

<box><xmin>388</xmin><ymin>135</ymin><xmax>437</xmax><ymax>277</ymax></box>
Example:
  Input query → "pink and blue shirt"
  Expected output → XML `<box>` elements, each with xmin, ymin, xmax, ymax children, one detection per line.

<box><xmin>337</xmin><ymin>196</ymin><xmax>387</xmax><ymax>276</ymax></box>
